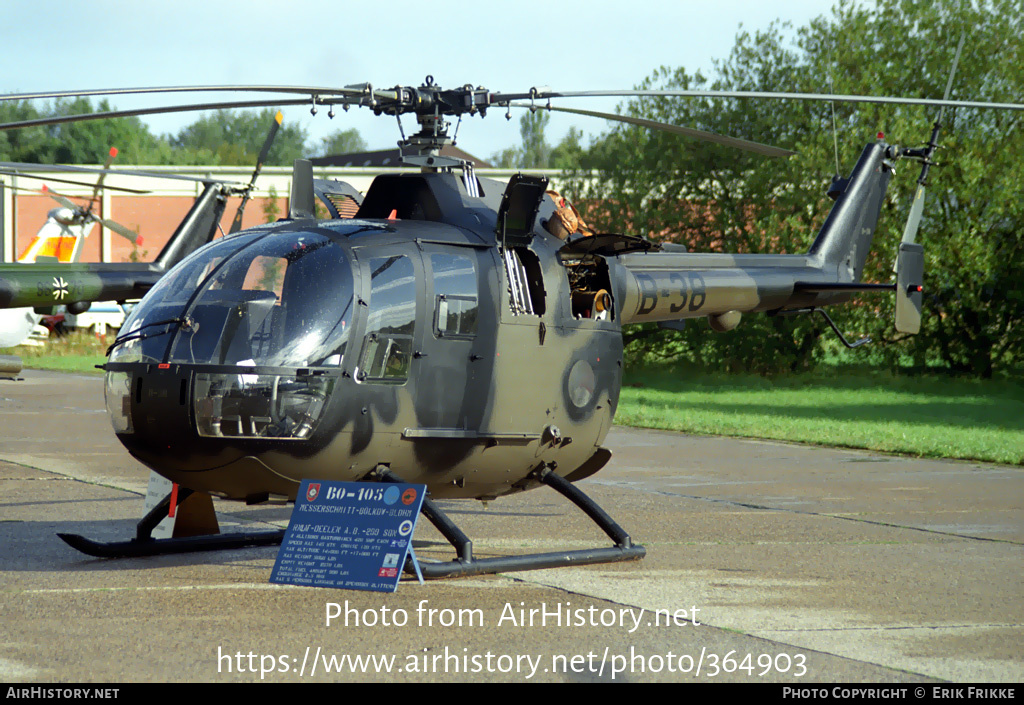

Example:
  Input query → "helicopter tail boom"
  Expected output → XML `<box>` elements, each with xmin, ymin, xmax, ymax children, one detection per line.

<box><xmin>807</xmin><ymin>141</ymin><xmax>895</xmax><ymax>282</ymax></box>
<box><xmin>616</xmin><ymin>140</ymin><xmax>909</xmax><ymax>327</ymax></box>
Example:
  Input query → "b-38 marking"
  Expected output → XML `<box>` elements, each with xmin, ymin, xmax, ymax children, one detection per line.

<box><xmin>636</xmin><ymin>272</ymin><xmax>707</xmax><ymax>316</ymax></box>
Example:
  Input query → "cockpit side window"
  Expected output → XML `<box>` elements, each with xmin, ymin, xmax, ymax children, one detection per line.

<box><xmin>358</xmin><ymin>255</ymin><xmax>416</xmax><ymax>383</ymax></box>
<box><xmin>430</xmin><ymin>253</ymin><xmax>477</xmax><ymax>339</ymax></box>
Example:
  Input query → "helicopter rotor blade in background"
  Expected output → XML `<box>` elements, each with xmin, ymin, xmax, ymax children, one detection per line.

<box><xmin>0</xmin><ymin>169</ymin><xmax>150</xmax><ymax>194</ymax></box>
<box><xmin>87</xmin><ymin>146</ymin><xmax>120</xmax><ymax>216</ymax></box>
<box><xmin>891</xmin><ymin>35</ymin><xmax>965</xmax><ymax>332</ymax></box>
<box><xmin>511</xmin><ymin>103</ymin><xmax>796</xmax><ymax>157</ymax></box>
<box><xmin>40</xmin><ymin>185</ymin><xmax>140</xmax><ymax>245</ymax></box>
<box><xmin>229</xmin><ymin>111</ymin><xmax>283</xmax><ymax>234</ymax></box>
<box><xmin>41</xmin><ymin>185</ymin><xmax>80</xmax><ymax>211</ymax></box>
<box><xmin>98</xmin><ymin>216</ymin><xmax>141</xmax><ymax>245</ymax></box>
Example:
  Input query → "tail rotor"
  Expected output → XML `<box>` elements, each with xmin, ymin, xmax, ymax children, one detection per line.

<box><xmin>892</xmin><ymin>34</ymin><xmax>965</xmax><ymax>334</ymax></box>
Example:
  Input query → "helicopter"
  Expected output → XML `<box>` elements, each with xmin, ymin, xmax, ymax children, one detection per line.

<box><xmin>1</xmin><ymin>77</ymin><xmax>1019</xmax><ymax>578</ymax></box>
<box><xmin>0</xmin><ymin>113</ymin><xmax>285</xmax><ymax>341</ymax></box>
<box><xmin>0</xmin><ymin>149</ymin><xmax>149</xmax><ymax>347</ymax></box>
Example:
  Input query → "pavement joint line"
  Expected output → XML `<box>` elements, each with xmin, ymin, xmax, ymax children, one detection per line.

<box><xmin>760</xmin><ymin>623</ymin><xmax>1023</xmax><ymax>633</ymax></box>
<box><xmin>590</xmin><ymin>479</ymin><xmax>1024</xmax><ymax>546</ymax></box>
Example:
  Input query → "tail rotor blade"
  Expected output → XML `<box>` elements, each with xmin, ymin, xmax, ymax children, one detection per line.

<box><xmin>893</xmin><ymin>183</ymin><xmax>925</xmax><ymax>273</ymax></box>
<box><xmin>901</xmin><ymin>184</ymin><xmax>926</xmax><ymax>246</ymax></box>
<box><xmin>230</xmin><ymin>111</ymin><xmax>283</xmax><ymax>234</ymax></box>
<box><xmin>893</xmin><ymin>35</ymin><xmax>961</xmax><ymax>272</ymax></box>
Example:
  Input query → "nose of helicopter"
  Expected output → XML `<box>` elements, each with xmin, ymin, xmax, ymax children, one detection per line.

<box><xmin>105</xmin><ymin>365</ymin><xmax>336</xmax><ymax>443</ymax></box>
<box><xmin>103</xmin><ymin>225</ymin><xmax>358</xmax><ymax>464</ymax></box>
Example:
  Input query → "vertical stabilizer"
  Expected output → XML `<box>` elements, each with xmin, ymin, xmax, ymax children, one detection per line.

<box><xmin>808</xmin><ymin>142</ymin><xmax>894</xmax><ymax>282</ymax></box>
<box><xmin>288</xmin><ymin>160</ymin><xmax>315</xmax><ymax>220</ymax></box>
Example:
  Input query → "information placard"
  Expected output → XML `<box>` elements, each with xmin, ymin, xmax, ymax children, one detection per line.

<box><xmin>271</xmin><ymin>479</ymin><xmax>426</xmax><ymax>593</ymax></box>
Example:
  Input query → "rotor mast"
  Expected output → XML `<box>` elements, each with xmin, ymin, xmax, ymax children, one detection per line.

<box><xmin>357</xmin><ymin>76</ymin><xmax>492</xmax><ymax>172</ymax></box>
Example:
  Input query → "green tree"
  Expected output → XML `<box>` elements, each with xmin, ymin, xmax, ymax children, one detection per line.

<box><xmin>0</xmin><ymin>100</ymin><xmax>55</xmax><ymax>162</ymax></box>
<box><xmin>49</xmin><ymin>98</ymin><xmax>172</xmax><ymax>164</ymax></box>
<box><xmin>262</xmin><ymin>184</ymin><xmax>281</xmax><ymax>223</ymax></box>
<box><xmin>569</xmin><ymin>0</ymin><xmax>1023</xmax><ymax>377</ymax></box>
<box><xmin>550</xmin><ymin>127</ymin><xmax>587</xmax><ymax>170</ymax></box>
<box><xmin>0</xmin><ymin>97</ymin><xmax>218</xmax><ymax>165</ymax></box>
<box><xmin>317</xmin><ymin>128</ymin><xmax>367</xmax><ymax>157</ymax></box>
<box><xmin>489</xmin><ymin>110</ymin><xmax>554</xmax><ymax>168</ymax></box>
<box><xmin>172</xmin><ymin>108</ymin><xmax>308</xmax><ymax>166</ymax></box>
<box><xmin>520</xmin><ymin>110</ymin><xmax>551</xmax><ymax>168</ymax></box>
<box><xmin>489</xmin><ymin>146</ymin><xmax>519</xmax><ymax>169</ymax></box>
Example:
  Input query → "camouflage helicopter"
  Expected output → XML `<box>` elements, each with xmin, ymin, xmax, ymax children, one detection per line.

<box><xmin>1</xmin><ymin>76</ymin><xmax>1020</xmax><ymax>577</ymax></box>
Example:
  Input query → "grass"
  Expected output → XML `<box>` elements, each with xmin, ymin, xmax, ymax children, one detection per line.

<box><xmin>618</xmin><ymin>364</ymin><xmax>1024</xmax><ymax>466</ymax></box>
<box><xmin>5</xmin><ymin>333</ymin><xmax>1022</xmax><ymax>465</ymax></box>
<box><xmin>1</xmin><ymin>330</ymin><xmax>108</xmax><ymax>374</ymax></box>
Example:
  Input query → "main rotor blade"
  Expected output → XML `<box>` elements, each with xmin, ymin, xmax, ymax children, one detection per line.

<box><xmin>0</xmin><ymin>84</ymin><xmax>370</xmax><ymax>103</ymax></box>
<box><xmin>497</xmin><ymin>89</ymin><xmax>1024</xmax><ymax>113</ymax></box>
<box><xmin>514</xmin><ymin>103</ymin><xmax>795</xmax><ymax>157</ymax></box>
<box><xmin>0</xmin><ymin>98</ymin><xmax>316</xmax><ymax>132</ymax></box>
<box><xmin>13</xmin><ymin>84</ymin><xmax>1020</xmax><ymax>112</ymax></box>
<box><xmin>230</xmin><ymin>110</ymin><xmax>283</xmax><ymax>234</ymax></box>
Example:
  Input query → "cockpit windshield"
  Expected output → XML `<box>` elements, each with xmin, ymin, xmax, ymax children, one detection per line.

<box><xmin>110</xmin><ymin>230</ymin><xmax>355</xmax><ymax>368</ymax></box>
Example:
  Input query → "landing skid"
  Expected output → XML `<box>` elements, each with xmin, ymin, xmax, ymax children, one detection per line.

<box><xmin>57</xmin><ymin>486</ymin><xmax>285</xmax><ymax>559</ymax></box>
<box><xmin>59</xmin><ymin>467</ymin><xmax>646</xmax><ymax>575</ymax></box>
<box><xmin>377</xmin><ymin>465</ymin><xmax>646</xmax><ymax>578</ymax></box>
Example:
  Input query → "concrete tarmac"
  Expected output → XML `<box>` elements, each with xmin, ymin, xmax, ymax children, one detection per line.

<box><xmin>1</xmin><ymin>369</ymin><xmax>1021</xmax><ymax>683</ymax></box>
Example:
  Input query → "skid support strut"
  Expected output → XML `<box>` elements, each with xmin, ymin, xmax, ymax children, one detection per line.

<box><xmin>374</xmin><ymin>465</ymin><xmax>645</xmax><ymax>578</ymax></box>
<box><xmin>57</xmin><ymin>488</ymin><xmax>285</xmax><ymax>559</ymax></box>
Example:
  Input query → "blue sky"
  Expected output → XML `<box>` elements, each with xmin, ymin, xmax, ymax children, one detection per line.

<box><xmin>1</xmin><ymin>0</ymin><xmax>836</xmax><ymax>160</ymax></box>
